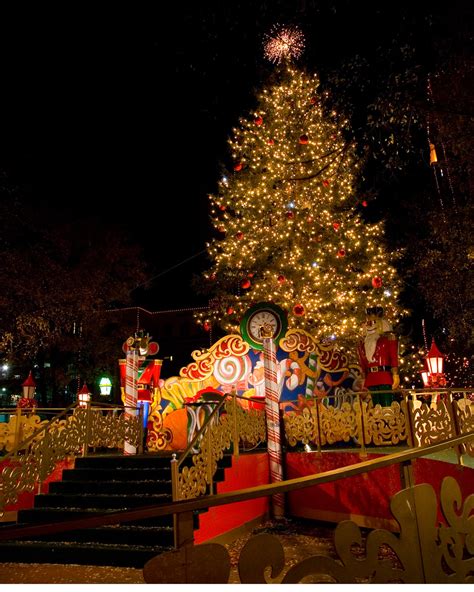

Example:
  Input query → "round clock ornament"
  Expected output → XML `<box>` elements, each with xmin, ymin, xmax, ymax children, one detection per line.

<box><xmin>240</xmin><ymin>302</ymin><xmax>288</xmax><ymax>350</ymax></box>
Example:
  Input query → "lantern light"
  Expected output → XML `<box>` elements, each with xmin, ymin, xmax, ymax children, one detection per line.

<box><xmin>99</xmin><ymin>377</ymin><xmax>112</xmax><ymax>396</ymax></box>
<box><xmin>77</xmin><ymin>383</ymin><xmax>91</xmax><ymax>408</ymax></box>
<box><xmin>426</xmin><ymin>339</ymin><xmax>445</xmax><ymax>376</ymax></box>
<box><xmin>22</xmin><ymin>371</ymin><xmax>36</xmax><ymax>399</ymax></box>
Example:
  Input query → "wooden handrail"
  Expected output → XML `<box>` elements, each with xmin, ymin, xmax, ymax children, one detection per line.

<box><xmin>0</xmin><ymin>431</ymin><xmax>472</xmax><ymax>542</ymax></box>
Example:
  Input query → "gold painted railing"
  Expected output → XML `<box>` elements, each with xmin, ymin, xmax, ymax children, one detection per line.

<box><xmin>171</xmin><ymin>392</ymin><xmax>266</xmax><ymax>503</ymax></box>
<box><xmin>0</xmin><ymin>433</ymin><xmax>472</xmax><ymax>583</ymax></box>
<box><xmin>284</xmin><ymin>389</ymin><xmax>474</xmax><ymax>458</ymax></box>
<box><xmin>0</xmin><ymin>402</ymin><xmax>143</xmax><ymax>515</ymax></box>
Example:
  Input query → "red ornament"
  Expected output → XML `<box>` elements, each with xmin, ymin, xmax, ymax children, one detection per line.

<box><xmin>332</xmin><ymin>222</ymin><xmax>340</xmax><ymax>230</ymax></box>
<box><xmin>234</xmin><ymin>162</ymin><xmax>243</xmax><ymax>171</ymax></box>
<box><xmin>322</xmin><ymin>179</ymin><xmax>330</xmax><ymax>187</ymax></box>
<box><xmin>203</xmin><ymin>321</ymin><xmax>211</xmax><ymax>332</ymax></box>
<box><xmin>235</xmin><ymin>231</ymin><xmax>244</xmax><ymax>240</ymax></box>
<box><xmin>310</xmin><ymin>96</ymin><xmax>317</xmax><ymax>105</ymax></box>
<box><xmin>293</xmin><ymin>303</ymin><xmax>305</xmax><ymax>316</ymax></box>
<box><xmin>372</xmin><ymin>276</ymin><xmax>383</xmax><ymax>288</ymax></box>
<box><xmin>277</xmin><ymin>274</ymin><xmax>285</xmax><ymax>284</ymax></box>
<box><xmin>299</xmin><ymin>134</ymin><xmax>309</xmax><ymax>145</ymax></box>
<box><xmin>226</xmin><ymin>306</ymin><xmax>234</xmax><ymax>315</ymax></box>
<box><xmin>337</xmin><ymin>248</ymin><xmax>346</xmax><ymax>257</ymax></box>
<box><xmin>362</xmin><ymin>200</ymin><xmax>368</xmax><ymax>207</ymax></box>
<box><xmin>267</xmin><ymin>138</ymin><xmax>275</xmax><ymax>145</ymax></box>
<box><xmin>241</xmin><ymin>279</ymin><xmax>251</xmax><ymax>289</ymax></box>
<box><xmin>286</xmin><ymin>211</ymin><xmax>295</xmax><ymax>219</ymax></box>
<box><xmin>255</xmin><ymin>115</ymin><xmax>263</xmax><ymax>126</ymax></box>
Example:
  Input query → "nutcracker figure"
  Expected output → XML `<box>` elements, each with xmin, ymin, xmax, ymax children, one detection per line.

<box><xmin>357</xmin><ymin>306</ymin><xmax>400</xmax><ymax>406</ymax></box>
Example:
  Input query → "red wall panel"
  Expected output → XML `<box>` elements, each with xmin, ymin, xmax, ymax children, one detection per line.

<box><xmin>195</xmin><ymin>452</ymin><xmax>270</xmax><ymax>543</ymax></box>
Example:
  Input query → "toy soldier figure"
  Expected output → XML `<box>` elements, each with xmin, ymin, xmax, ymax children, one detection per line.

<box><xmin>357</xmin><ymin>306</ymin><xmax>400</xmax><ymax>406</ymax></box>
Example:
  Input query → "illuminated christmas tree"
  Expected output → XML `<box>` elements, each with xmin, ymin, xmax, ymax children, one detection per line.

<box><xmin>199</xmin><ymin>29</ymin><xmax>408</xmax><ymax>353</ymax></box>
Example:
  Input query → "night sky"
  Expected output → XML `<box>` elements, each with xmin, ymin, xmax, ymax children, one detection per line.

<box><xmin>0</xmin><ymin>2</ymin><xmax>468</xmax><ymax>311</ymax></box>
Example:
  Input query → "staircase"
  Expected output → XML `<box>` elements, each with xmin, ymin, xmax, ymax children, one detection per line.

<box><xmin>0</xmin><ymin>452</ymin><xmax>231</xmax><ymax>568</ymax></box>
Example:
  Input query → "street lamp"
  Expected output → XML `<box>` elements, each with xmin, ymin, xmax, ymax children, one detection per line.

<box><xmin>17</xmin><ymin>371</ymin><xmax>38</xmax><ymax>409</ymax></box>
<box><xmin>77</xmin><ymin>383</ymin><xmax>91</xmax><ymax>408</ymax></box>
<box><xmin>22</xmin><ymin>371</ymin><xmax>36</xmax><ymax>399</ymax></box>
<box><xmin>421</xmin><ymin>339</ymin><xmax>446</xmax><ymax>388</ymax></box>
<box><xmin>99</xmin><ymin>376</ymin><xmax>112</xmax><ymax>396</ymax></box>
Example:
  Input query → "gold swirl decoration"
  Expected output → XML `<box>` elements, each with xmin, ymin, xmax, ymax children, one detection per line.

<box><xmin>0</xmin><ymin>408</ymin><xmax>141</xmax><ymax>514</ymax></box>
<box><xmin>144</xmin><ymin>476</ymin><xmax>474</xmax><ymax>583</ymax></box>
<box><xmin>364</xmin><ymin>401</ymin><xmax>410</xmax><ymax>446</ymax></box>
<box><xmin>318</xmin><ymin>401</ymin><xmax>359</xmax><ymax>445</ymax></box>
<box><xmin>280</xmin><ymin>329</ymin><xmax>350</xmax><ymax>372</ymax></box>
<box><xmin>410</xmin><ymin>400</ymin><xmax>456</xmax><ymax>447</ymax></box>
<box><xmin>453</xmin><ymin>399</ymin><xmax>474</xmax><ymax>457</ymax></box>
<box><xmin>180</xmin><ymin>335</ymin><xmax>249</xmax><ymax>381</ymax></box>
<box><xmin>284</xmin><ymin>408</ymin><xmax>319</xmax><ymax>447</ymax></box>
<box><xmin>176</xmin><ymin>399</ymin><xmax>265</xmax><ymax>500</ymax></box>
<box><xmin>0</xmin><ymin>414</ymin><xmax>48</xmax><ymax>453</ymax></box>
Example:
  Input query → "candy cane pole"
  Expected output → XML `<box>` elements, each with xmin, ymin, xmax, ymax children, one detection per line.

<box><xmin>124</xmin><ymin>348</ymin><xmax>139</xmax><ymax>455</ymax></box>
<box><xmin>304</xmin><ymin>352</ymin><xmax>318</xmax><ymax>399</ymax></box>
<box><xmin>263</xmin><ymin>336</ymin><xmax>284</xmax><ymax>518</ymax></box>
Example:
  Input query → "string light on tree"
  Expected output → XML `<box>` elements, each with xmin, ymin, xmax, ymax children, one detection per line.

<box><xmin>198</xmin><ymin>32</ymin><xmax>407</xmax><ymax>354</ymax></box>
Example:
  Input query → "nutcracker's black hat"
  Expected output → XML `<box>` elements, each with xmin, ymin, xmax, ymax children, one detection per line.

<box><xmin>366</xmin><ymin>306</ymin><xmax>384</xmax><ymax>317</ymax></box>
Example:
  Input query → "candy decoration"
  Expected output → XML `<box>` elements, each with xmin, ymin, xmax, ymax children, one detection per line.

<box><xmin>372</xmin><ymin>276</ymin><xmax>383</xmax><ymax>288</ymax></box>
<box><xmin>255</xmin><ymin>115</ymin><xmax>263</xmax><ymax>125</ymax></box>
<box><xmin>234</xmin><ymin>162</ymin><xmax>243</xmax><ymax>171</ymax></box>
<box><xmin>203</xmin><ymin>321</ymin><xmax>211</xmax><ymax>332</ymax></box>
<box><xmin>218</xmin><ymin>226</ymin><xmax>225</xmax><ymax>233</ymax></box>
<box><xmin>124</xmin><ymin>349</ymin><xmax>139</xmax><ymax>455</ymax></box>
<box><xmin>219</xmin><ymin>205</ymin><xmax>227</xmax><ymax>211</ymax></box>
<box><xmin>241</xmin><ymin>279</ymin><xmax>251</xmax><ymax>289</ymax></box>
<box><xmin>322</xmin><ymin>179</ymin><xmax>330</xmax><ymax>187</ymax></box>
<box><xmin>263</xmin><ymin>336</ymin><xmax>285</xmax><ymax>518</ymax></box>
<box><xmin>286</xmin><ymin>211</ymin><xmax>294</xmax><ymax>219</ymax></box>
<box><xmin>267</xmin><ymin>138</ymin><xmax>275</xmax><ymax>145</ymax></box>
<box><xmin>337</xmin><ymin>248</ymin><xmax>346</xmax><ymax>257</ymax></box>
<box><xmin>209</xmin><ymin>273</ymin><xmax>216</xmax><ymax>281</ymax></box>
<box><xmin>235</xmin><ymin>231</ymin><xmax>244</xmax><ymax>240</ymax></box>
<box><xmin>247</xmin><ymin>272</ymin><xmax>254</xmax><ymax>278</ymax></box>
<box><xmin>293</xmin><ymin>303</ymin><xmax>305</xmax><ymax>316</ymax></box>
<box><xmin>214</xmin><ymin>354</ymin><xmax>252</xmax><ymax>385</ymax></box>
<box><xmin>226</xmin><ymin>306</ymin><xmax>234</xmax><ymax>315</ymax></box>
<box><xmin>277</xmin><ymin>274</ymin><xmax>285</xmax><ymax>284</ymax></box>
<box><xmin>304</xmin><ymin>352</ymin><xmax>318</xmax><ymax>399</ymax></box>
<box><xmin>332</xmin><ymin>222</ymin><xmax>340</xmax><ymax>230</ymax></box>
<box><xmin>299</xmin><ymin>134</ymin><xmax>309</xmax><ymax>145</ymax></box>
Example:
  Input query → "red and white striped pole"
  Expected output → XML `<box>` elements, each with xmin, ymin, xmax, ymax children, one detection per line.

<box><xmin>124</xmin><ymin>348</ymin><xmax>139</xmax><ymax>455</ymax></box>
<box><xmin>263</xmin><ymin>336</ymin><xmax>285</xmax><ymax>518</ymax></box>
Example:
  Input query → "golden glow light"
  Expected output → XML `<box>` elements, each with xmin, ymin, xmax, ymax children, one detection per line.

<box><xmin>200</xmin><ymin>65</ymin><xmax>407</xmax><ymax>355</ymax></box>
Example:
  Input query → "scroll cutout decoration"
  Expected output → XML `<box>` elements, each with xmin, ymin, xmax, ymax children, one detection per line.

<box><xmin>142</xmin><ymin>476</ymin><xmax>473</xmax><ymax>584</ymax></box>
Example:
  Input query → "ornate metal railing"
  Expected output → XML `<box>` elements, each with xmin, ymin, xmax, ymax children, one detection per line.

<box><xmin>0</xmin><ymin>432</ymin><xmax>471</xmax><ymax>583</ymax></box>
<box><xmin>171</xmin><ymin>392</ymin><xmax>266</xmax><ymax>502</ymax></box>
<box><xmin>283</xmin><ymin>389</ymin><xmax>474</xmax><ymax>458</ymax></box>
<box><xmin>0</xmin><ymin>402</ymin><xmax>143</xmax><ymax>515</ymax></box>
